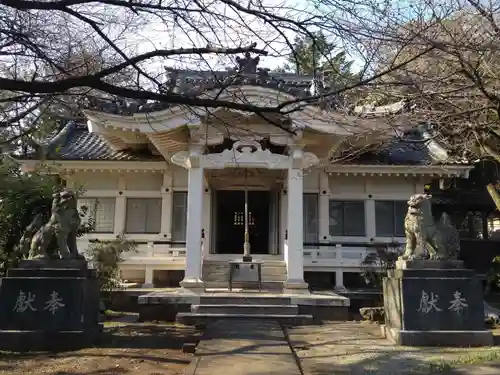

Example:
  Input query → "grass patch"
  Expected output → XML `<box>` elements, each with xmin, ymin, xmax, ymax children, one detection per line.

<box><xmin>427</xmin><ymin>348</ymin><xmax>500</xmax><ymax>373</ymax></box>
<box><xmin>103</xmin><ymin>320</ymin><xmax>127</xmax><ymax>328</ymax></box>
<box><xmin>103</xmin><ymin>309</ymin><xmax>125</xmax><ymax>318</ymax></box>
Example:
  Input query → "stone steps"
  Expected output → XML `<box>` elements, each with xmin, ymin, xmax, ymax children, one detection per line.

<box><xmin>176</xmin><ymin>292</ymin><xmax>313</xmax><ymax>326</ymax></box>
<box><xmin>204</xmin><ymin>275</ymin><xmax>287</xmax><ymax>282</ymax></box>
<box><xmin>203</xmin><ymin>274</ymin><xmax>286</xmax><ymax>279</ymax></box>
<box><xmin>199</xmin><ymin>296</ymin><xmax>291</xmax><ymax>305</ymax></box>
<box><xmin>202</xmin><ymin>260</ymin><xmax>288</xmax><ymax>285</ymax></box>
<box><xmin>139</xmin><ymin>290</ymin><xmax>350</xmax><ymax>323</ymax></box>
<box><xmin>204</xmin><ymin>269</ymin><xmax>286</xmax><ymax>273</ymax></box>
<box><xmin>176</xmin><ymin>312</ymin><xmax>313</xmax><ymax>326</ymax></box>
<box><xmin>204</xmin><ymin>267</ymin><xmax>287</xmax><ymax>273</ymax></box>
<box><xmin>204</xmin><ymin>272</ymin><xmax>287</xmax><ymax>278</ymax></box>
<box><xmin>191</xmin><ymin>304</ymin><xmax>299</xmax><ymax>315</ymax></box>
<box><xmin>204</xmin><ymin>281</ymin><xmax>284</xmax><ymax>290</ymax></box>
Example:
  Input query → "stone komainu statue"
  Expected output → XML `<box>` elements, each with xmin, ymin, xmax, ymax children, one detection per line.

<box><xmin>400</xmin><ymin>193</ymin><xmax>460</xmax><ymax>261</ymax></box>
<box><xmin>20</xmin><ymin>189</ymin><xmax>83</xmax><ymax>260</ymax></box>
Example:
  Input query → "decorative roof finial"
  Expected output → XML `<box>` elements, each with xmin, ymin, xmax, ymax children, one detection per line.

<box><xmin>236</xmin><ymin>52</ymin><xmax>260</xmax><ymax>74</ymax></box>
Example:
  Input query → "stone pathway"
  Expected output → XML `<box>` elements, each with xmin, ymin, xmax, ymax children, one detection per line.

<box><xmin>186</xmin><ymin>320</ymin><xmax>302</xmax><ymax>375</ymax></box>
<box><xmin>287</xmin><ymin>322</ymin><xmax>500</xmax><ymax>375</ymax></box>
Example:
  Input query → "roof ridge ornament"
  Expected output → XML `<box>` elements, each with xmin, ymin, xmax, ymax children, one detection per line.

<box><xmin>236</xmin><ymin>52</ymin><xmax>260</xmax><ymax>74</ymax></box>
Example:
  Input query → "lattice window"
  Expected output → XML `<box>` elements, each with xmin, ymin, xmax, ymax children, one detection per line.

<box><xmin>375</xmin><ymin>200</ymin><xmax>406</xmax><ymax>237</ymax></box>
<box><xmin>77</xmin><ymin>198</ymin><xmax>115</xmax><ymax>233</ymax></box>
<box><xmin>233</xmin><ymin>212</ymin><xmax>255</xmax><ymax>226</ymax></box>
<box><xmin>234</xmin><ymin>212</ymin><xmax>244</xmax><ymax>226</ymax></box>
<box><xmin>329</xmin><ymin>200</ymin><xmax>366</xmax><ymax>236</ymax></box>
<box><xmin>304</xmin><ymin>194</ymin><xmax>319</xmax><ymax>248</ymax></box>
<box><xmin>172</xmin><ymin>192</ymin><xmax>187</xmax><ymax>241</ymax></box>
<box><xmin>125</xmin><ymin>198</ymin><xmax>161</xmax><ymax>234</ymax></box>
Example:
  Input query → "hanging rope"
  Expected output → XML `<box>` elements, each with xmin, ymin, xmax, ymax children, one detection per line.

<box><xmin>243</xmin><ymin>168</ymin><xmax>251</xmax><ymax>258</ymax></box>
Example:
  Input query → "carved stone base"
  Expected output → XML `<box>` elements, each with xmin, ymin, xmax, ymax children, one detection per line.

<box><xmin>0</xmin><ymin>264</ymin><xmax>100</xmax><ymax>351</ymax></box>
<box><xmin>382</xmin><ymin>325</ymin><xmax>493</xmax><ymax>347</ymax></box>
<box><xmin>396</xmin><ymin>259</ymin><xmax>464</xmax><ymax>270</ymax></box>
<box><xmin>0</xmin><ymin>326</ymin><xmax>103</xmax><ymax>352</ymax></box>
<box><xmin>19</xmin><ymin>258</ymin><xmax>88</xmax><ymax>270</ymax></box>
<box><xmin>383</xmin><ymin>264</ymin><xmax>490</xmax><ymax>347</ymax></box>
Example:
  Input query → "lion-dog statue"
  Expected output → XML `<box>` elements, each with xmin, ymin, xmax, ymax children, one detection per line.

<box><xmin>19</xmin><ymin>189</ymin><xmax>83</xmax><ymax>260</ymax></box>
<box><xmin>400</xmin><ymin>193</ymin><xmax>460</xmax><ymax>261</ymax></box>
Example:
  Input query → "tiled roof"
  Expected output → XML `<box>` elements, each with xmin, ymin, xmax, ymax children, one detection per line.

<box><xmin>19</xmin><ymin>122</ymin><xmax>457</xmax><ymax>166</ymax></box>
<box><xmin>83</xmin><ymin>70</ymin><xmax>307</xmax><ymax>114</ymax></box>
<box><xmin>427</xmin><ymin>172</ymin><xmax>496</xmax><ymax>209</ymax></box>
<box><xmin>83</xmin><ymin>69</ymin><xmax>362</xmax><ymax>116</ymax></box>
<box><xmin>344</xmin><ymin>129</ymin><xmax>466</xmax><ymax>165</ymax></box>
<box><xmin>14</xmin><ymin>59</ymin><xmax>463</xmax><ymax>166</ymax></box>
<box><xmin>431</xmin><ymin>191</ymin><xmax>495</xmax><ymax>209</ymax></box>
<box><xmin>21</xmin><ymin>122</ymin><xmax>163</xmax><ymax>161</ymax></box>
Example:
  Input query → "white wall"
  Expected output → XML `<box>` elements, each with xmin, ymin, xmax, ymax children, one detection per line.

<box><xmin>328</xmin><ymin>174</ymin><xmax>422</xmax><ymax>198</ymax></box>
<box><xmin>70</xmin><ymin>169</ymin><xmax>190</xmax><ymax>191</ymax></box>
<box><xmin>172</xmin><ymin>166</ymin><xmax>188</xmax><ymax>189</ymax></box>
<box><xmin>73</xmin><ymin>169</ymin><xmax>189</xmax><ymax>277</ymax></box>
<box><xmin>72</xmin><ymin>171</ymin><xmax>119</xmax><ymax>190</ymax></box>
<box><xmin>326</xmin><ymin>174</ymin><xmax>424</xmax><ymax>244</ymax></box>
<box><xmin>124</xmin><ymin>172</ymin><xmax>162</xmax><ymax>190</ymax></box>
<box><xmin>71</xmin><ymin>167</ymin><xmax>426</xmax><ymax>281</ymax></box>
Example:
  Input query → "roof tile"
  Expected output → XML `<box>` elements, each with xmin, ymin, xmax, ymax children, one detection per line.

<box><xmin>24</xmin><ymin>124</ymin><xmax>454</xmax><ymax>166</ymax></box>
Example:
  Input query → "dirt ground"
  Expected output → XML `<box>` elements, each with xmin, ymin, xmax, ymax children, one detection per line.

<box><xmin>288</xmin><ymin>321</ymin><xmax>500</xmax><ymax>375</ymax></box>
<box><xmin>0</xmin><ymin>321</ymin><xmax>200</xmax><ymax>375</ymax></box>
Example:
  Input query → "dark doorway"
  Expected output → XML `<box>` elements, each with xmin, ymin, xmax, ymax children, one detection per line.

<box><xmin>215</xmin><ymin>190</ymin><xmax>270</xmax><ymax>254</ymax></box>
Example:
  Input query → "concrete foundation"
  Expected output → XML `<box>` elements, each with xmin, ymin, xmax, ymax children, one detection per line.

<box><xmin>138</xmin><ymin>289</ymin><xmax>350</xmax><ymax>324</ymax></box>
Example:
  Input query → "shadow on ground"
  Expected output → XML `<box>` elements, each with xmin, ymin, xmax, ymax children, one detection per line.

<box><xmin>0</xmin><ymin>322</ymin><xmax>197</xmax><ymax>375</ymax></box>
<box><xmin>48</xmin><ymin>369</ymin><xmax>128</xmax><ymax>375</ymax></box>
<box><xmin>287</xmin><ymin>322</ymin><xmax>500</xmax><ymax>375</ymax></box>
<box><xmin>299</xmin><ymin>352</ymin><xmax>500</xmax><ymax>375</ymax></box>
<box><xmin>101</xmin><ymin>323</ymin><xmax>199</xmax><ymax>349</ymax></box>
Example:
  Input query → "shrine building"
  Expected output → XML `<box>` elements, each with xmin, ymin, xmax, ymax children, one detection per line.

<box><xmin>19</xmin><ymin>59</ymin><xmax>473</xmax><ymax>292</ymax></box>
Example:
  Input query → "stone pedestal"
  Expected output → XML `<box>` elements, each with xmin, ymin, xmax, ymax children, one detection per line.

<box><xmin>382</xmin><ymin>260</ymin><xmax>493</xmax><ymax>347</ymax></box>
<box><xmin>0</xmin><ymin>259</ymin><xmax>102</xmax><ymax>351</ymax></box>
<box><xmin>229</xmin><ymin>260</ymin><xmax>262</xmax><ymax>291</ymax></box>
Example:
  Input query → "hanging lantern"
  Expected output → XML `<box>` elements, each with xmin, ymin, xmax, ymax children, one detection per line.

<box><xmin>243</xmin><ymin>168</ymin><xmax>252</xmax><ymax>262</ymax></box>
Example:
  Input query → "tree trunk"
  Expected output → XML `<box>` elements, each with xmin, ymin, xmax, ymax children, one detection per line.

<box><xmin>481</xmin><ymin>145</ymin><xmax>500</xmax><ymax>211</ymax></box>
<box><xmin>487</xmin><ymin>183</ymin><xmax>500</xmax><ymax>211</ymax></box>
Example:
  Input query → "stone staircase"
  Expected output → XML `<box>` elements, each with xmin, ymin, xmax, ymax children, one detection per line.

<box><xmin>175</xmin><ymin>260</ymin><xmax>314</xmax><ymax>325</ymax></box>
<box><xmin>202</xmin><ymin>260</ymin><xmax>287</xmax><ymax>290</ymax></box>
<box><xmin>176</xmin><ymin>295</ymin><xmax>313</xmax><ymax>326</ymax></box>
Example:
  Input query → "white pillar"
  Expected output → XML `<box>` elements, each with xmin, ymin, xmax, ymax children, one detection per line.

<box><xmin>143</xmin><ymin>267</ymin><xmax>154</xmax><ymax>288</ymax></box>
<box><xmin>179</xmin><ymin>165</ymin><xmax>205</xmax><ymax>292</ymax></box>
<box><xmin>319</xmin><ymin>171</ymin><xmax>330</xmax><ymax>242</ymax></box>
<box><xmin>335</xmin><ymin>270</ymin><xmax>345</xmax><ymax>290</ymax></box>
<box><xmin>160</xmin><ymin>171</ymin><xmax>173</xmax><ymax>239</ymax></box>
<box><xmin>285</xmin><ymin>167</ymin><xmax>309</xmax><ymax>293</ymax></box>
<box><xmin>365</xmin><ymin>199</ymin><xmax>376</xmax><ymax>241</ymax></box>
<box><xmin>202</xmin><ymin>188</ymin><xmax>211</xmax><ymax>258</ymax></box>
<box><xmin>280</xmin><ymin>189</ymin><xmax>288</xmax><ymax>257</ymax></box>
<box><xmin>114</xmin><ymin>175</ymin><xmax>127</xmax><ymax>235</ymax></box>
